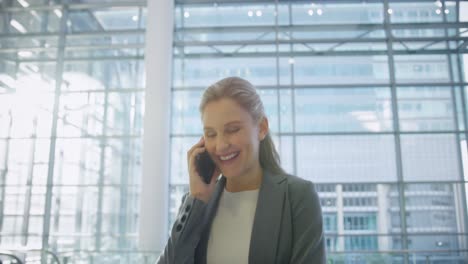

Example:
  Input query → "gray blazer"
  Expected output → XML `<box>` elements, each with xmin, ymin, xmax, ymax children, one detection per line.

<box><xmin>157</xmin><ymin>170</ymin><xmax>326</xmax><ymax>264</ymax></box>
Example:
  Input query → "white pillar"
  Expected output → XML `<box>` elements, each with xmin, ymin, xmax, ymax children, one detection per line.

<box><xmin>377</xmin><ymin>184</ymin><xmax>390</xmax><ymax>250</ymax></box>
<box><xmin>139</xmin><ymin>0</ymin><xmax>174</xmax><ymax>252</ymax></box>
<box><xmin>336</xmin><ymin>184</ymin><xmax>344</xmax><ymax>251</ymax></box>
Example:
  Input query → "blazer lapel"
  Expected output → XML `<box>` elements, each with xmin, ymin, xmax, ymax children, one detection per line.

<box><xmin>248</xmin><ymin>171</ymin><xmax>287</xmax><ymax>264</ymax></box>
<box><xmin>195</xmin><ymin>176</ymin><xmax>226</xmax><ymax>264</ymax></box>
<box><xmin>203</xmin><ymin>176</ymin><xmax>226</xmax><ymax>225</ymax></box>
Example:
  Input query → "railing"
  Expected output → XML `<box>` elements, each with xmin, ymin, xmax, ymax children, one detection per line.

<box><xmin>0</xmin><ymin>250</ymin><xmax>24</xmax><ymax>264</ymax></box>
<box><xmin>0</xmin><ymin>249</ymin><xmax>60</xmax><ymax>264</ymax></box>
<box><xmin>0</xmin><ymin>249</ymin><xmax>160</xmax><ymax>264</ymax></box>
<box><xmin>327</xmin><ymin>249</ymin><xmax>468</xmax><ymax>264</ymax></box>
<box><xmin>1</xmin><ymin>248</ymin><xmax>467</xmax><ymax>263</ymax></box>
<box><xmin>56</xmin><ymin>250</ymin><xmax>160</xmax><ymax>264</ymax></box>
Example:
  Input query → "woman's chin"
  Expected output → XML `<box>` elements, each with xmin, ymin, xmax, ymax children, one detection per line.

<box><xmin>220</xmin><ymin>170</ymin><xmax>235</xmax><ymax>178</ymax></box>
<box><xmin>219</xmin><ymin>168</ymin><xmax>241</xmax><ymax>179</ymax></box>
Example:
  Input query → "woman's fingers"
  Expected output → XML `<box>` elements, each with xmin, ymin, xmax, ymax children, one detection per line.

<box><xmin>210</xmin><ymin>167</ymin><xmax>221</xmax><ymax>184</ymax></box>
<box><xmin>187</xmin><ymin>137</ymin><xmax>218</xmax><ymax>202</ymax></box>
<box><xmin>187</xmin><ymin>137</ymin><xmax>204</xmax><ymax>154</ymax></box>
<box><xmin>190</xmin><ymin>147</ymin><xmax>206</xmax><ymax>166</ymax></box>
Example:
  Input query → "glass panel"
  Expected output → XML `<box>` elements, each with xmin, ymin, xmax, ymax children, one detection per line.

<box><xmin>170</xmin><ymin>136</ymin><xmax>198</xmax><ymax>185</ymax></box>
<box><xmin>65</xmin><ymin>47</ymin><xmax>143</xmax><ymax>59</ymax></box>
<box><xmin>8</xmin><ymin>11</ymin><xmax>61</xmax><ymax>33</ymax></box>
<box><xmin>344</xmin><ymin>213</ymin><xmax>377</xmax><ymax>231</ymax></box>
<box><xmin>394</xmin><ymin>55</ymin><xmax>451</xmax><ymax>83</ymax></box>
<box><xmin>392</xmin><ymin>27</ymin><xmax>446</xmax><ymax>38</ymax></box>
<box><xmin>173</xmin><ymin>57</ymin><xmax>278</xmax><ymax>87</ymax></box>
<box><xmin>328</xmin><ymin>249</ymin><xmax>402</xmax><ymax>262</ymax></box>
<box><xmin>67</xmin><ymin>34</ymin><xmax>144</xmax><ymax>47</ymax></box>
<box><xmin>403</xmin><ymin>182</ymin><xmax>467</xmax><ymax>259</ymax></box>
<box><xmin>0</xmin><ymin>1</ymin><xmax>146</xmax><ymax>252</ymax></box>
<box><xmin>389</xmin><ymin>184</ymin><xmax>403</xmax><ymax>240</ymax></box>
<box><xmin>397</xmin><ymin>86</ymin><xmax>456</xmax><ymax>132</ymax></box>
<box><xmin>278</xmin><ymin>57</ymin><xmax>292</xmax><ymax>86</ymax></box>
<box><xmin>393</xmin><ymin>41</ymin><xmax>459</xmax><ymax>55</ymax></box>
<box><xmin>461</xmin><ymin>133</ymin><xmax>468</xmax><ymax>182</ymax></box>
<box><xmin>0</xmin><ymin>66</ymin><xmax>57</xmax><ymax>112</ymax></box>
<box><xmin>103</xmin><ymin>138</ymin><xmax>142</xmax><ymax>185</ymax></box>
<box><xmin>259</xmin><ymin>89</ymin><xmax>280</xmax><ymax>133</ymax></box>
<box><xmin>330</xmin><ymin>42</ymin><xmax>387</xmax><ymax>52</ymax></box>
<box><xmin>291</xmin><ymin>3</ymin><xmax>383</xmax><ymax>25</ymax></box>
<box><xmin>294</xmin><ymin>56</ymin><xmax>389</xmax><ymax>85</ymax></box>
<box><xmin>7</xmin><ymin>0</ymin><xmax>58</xmax><ymax>7</ymax></box>
<box><xmin>49</xmin><ymin>186</ymin><xmax>99</xmax><ymax>251</ymax></box>
<box><xmin>172</xmin><ymin>90</ymin><xmax>203</xmax><ymax>135</ymax></box>
<box><xmin>406</xmin><ymin>236</ymin><xmax>467</xmax><ymax>262</ymax></box>
<box><xmin>454</xmin><ymin>86</ymin><xmax>465</xmax><ymax>131</ymax></box>
<box><xmin>277</xmin><ymin>136</ymin><xmax>294</xmax><ymax>175</ymax></box>
<box><xmin>4</xmin><ymin>187</ymin><xmax>26</xmax><ymax>215</ymax></box>
<box><xmin>328</xmin><ymin>183</ymin><xmax>402</xmax><ymax>252</ymax></box>
<box><xmin>68</xmin><ymin>8</ymin><xmax>144</xmax><ymax>32</ymax></box>
<box><xmin>176</xmin><ymin>31</ymin><xmax>276</xmax><ymax>43</ymax></box>
<box><xmin>296</xmin><ymin>135</ymin><xmax>397</xmax><ymax>183</ymax></box>
<box><xmin>291</xmin><ymin>29</ymin><xmax>386</xmax><ymax>40</ymax></box>
<box><xmin>465</xmin><ymin>87</ymin><xmax>468</xmax><ymax>125</ymax></box>
<box><xmin>295</xmin><ymin>88</ymin><xmax>393</xmax><ymax>133</ymax></box>
<box><xmin>344</xmin><ymin>235</ymin><xmax>378</xmax><ymax>250</ymax></box>
<box><xmin>401</xmin><ymin>134</ymin><xmax>461</xmax><ymax>181</ymax></box>
<box><xmin>63</xmin><ymin>60</ymin><xmax>145</xmax><ymax>90</ymax></box>
<box><xmin>5</xmin><ymin>139</ymin><xmax>50</xmax><ymax>185</ymax></box>
<box><xmin>180</xmin><ymin>4</ymin><xmax>276</xmax><ymax>28</ymax></box>
<box><xmin>54</xmin><ymin>138</ymin><xmax>100</xmax><ymax>185</ymax></box>
<box><xmin>57</xmin><ymin>93</ymin><xmax>105</xmax><ymax>137</ymax></box>
<box><xmin>278</xmin><ymin>89</ymin><xmax>293</xmax><ymax>133</ymax></box>
<box><xmin>2</xmin><ymin>216</ymin><xmax>23</xmax><ymax>236</ymax></box>
<box><xmin>461</xmin><ymin>2</ymin><xmax>468</xmax><ymax>22</ymax></box>
<box><xmin>57</xmin><ymin>92</ymin><xmax>144</xmax><ymax>137</ymax></box>
<box><xmin>389</xmin><ymin>2</ymin><xmax>448</xmax><ymax>23</ymax></box>
<box><xmin>0</xmin><ymin>37</ymin><xmax>58</xmax><ymax>59</ymax></box>
<box><xmin>168</xmin><ymin>0</ymin><xmax>468</xmax><ymax>261</ymax></box>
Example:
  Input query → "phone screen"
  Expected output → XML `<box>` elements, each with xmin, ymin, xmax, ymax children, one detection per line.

<box><xmin>195</xmin><ymin>151</ymin><xmax>216</xmax><ymax>184</ymax></box>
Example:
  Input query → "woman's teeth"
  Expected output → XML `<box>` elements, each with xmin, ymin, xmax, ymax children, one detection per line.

<box><xmin>220</xmin><ymin>152</ymin><xmax>239</xmax><ymax>161</ymax></box>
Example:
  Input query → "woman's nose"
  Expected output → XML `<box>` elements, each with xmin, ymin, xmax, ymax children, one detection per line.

<box><xmin>215</xmin><ymin>136</ymin><xmax>230</xmax><ymax>152</ymax></box>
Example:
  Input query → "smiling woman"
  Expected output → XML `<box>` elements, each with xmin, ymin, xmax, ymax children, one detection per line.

<box><xmin>201</xmin><ymin>98</ymin><xmax>268</xmax><ymax>193</ymax></box>
<box><xmin>157</xmin><ymin>77</ymin><xmax>326</xmax><ymax>264</ymax></box>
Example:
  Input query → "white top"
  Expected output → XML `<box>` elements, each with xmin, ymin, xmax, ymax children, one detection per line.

<box><xmin>206</xmin><ymin>188</ymin><xmax>260</xmax><ymax>264</ymax></box>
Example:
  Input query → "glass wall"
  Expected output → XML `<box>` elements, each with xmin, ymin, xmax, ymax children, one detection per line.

<box><xmin>170</xmin><ymin>0</ymin><xmax>468</xmax><ymax>263</ymax></box>
<box><xmin>1</xmin><ymin>0</ymin><xmax>467</xmax><ymax>263</ymax></box>
<box><xmin>0</xmin><ymin>0</ymin><xmax>146</xmax><ymax>256</ymax></box>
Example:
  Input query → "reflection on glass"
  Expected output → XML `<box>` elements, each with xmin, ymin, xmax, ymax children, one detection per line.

<box><xmin>295</xmin><ymin>88</ymin><xmax>393</xmax><ymax>132</ymax></box>
<box><xmin>294</xmin><ymin>56</ymin><xmax>389</xmax><ymax>85</ymax></box>
<box><xmin>401</xmin><ymin>134</ymin><xmax>461</xmax><ymax>181</ymax></box>
<box><xmin>0</xmin><ymin>0</ymin><xmax>145</xmax><ymax>253</ymax></box>
<box><xmin>397</xmin><ymin>87</ymin><xmax>455</xmax><ymax>131</ymax></box>
<box><xmin>171</xmin><ymin>2</ymin><xmax>468</xmax><ymax>262</ymax></box>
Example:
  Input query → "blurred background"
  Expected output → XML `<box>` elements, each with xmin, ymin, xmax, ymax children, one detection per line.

<box><xmin>0</xmin><ymin>0</ymin><xmax>468</xmax><ymax>263</ymax></box>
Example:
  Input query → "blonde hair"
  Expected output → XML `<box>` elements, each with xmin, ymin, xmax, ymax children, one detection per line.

<box><xmin>199</xmin><ymin>76</ymin><xmax>285</xmax><ymax>175</ymax></box>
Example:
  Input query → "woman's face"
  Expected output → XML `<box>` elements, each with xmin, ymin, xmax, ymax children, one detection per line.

<box><xmin>202</xmin><ymin>98</ymin><xmax>267</xmax><ymax>180</ymax></box>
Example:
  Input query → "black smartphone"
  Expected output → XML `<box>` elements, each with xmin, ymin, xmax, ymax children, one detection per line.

<box><xmin>195</xmin><ymin>151</ymin><xmax>216</xmax><ymax>184</ymax></box>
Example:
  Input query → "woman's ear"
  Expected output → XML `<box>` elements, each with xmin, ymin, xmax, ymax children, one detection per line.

<box><xmin>258</xmin><ymin>116</ymin><xmax>269</xmax><ymax>141</ymax></box>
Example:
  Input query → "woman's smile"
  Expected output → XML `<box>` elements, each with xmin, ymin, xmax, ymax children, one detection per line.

<box><xmin>218</xmin><ymin>151</ymin><xmax>240</xmax><ymax>161</ymax></box>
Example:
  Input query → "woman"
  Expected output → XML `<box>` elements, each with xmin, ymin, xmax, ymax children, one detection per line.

<box><xmin>157</xmin><ymin>77</ymin><xmax>325</xmax><ymax>264</ymax></box>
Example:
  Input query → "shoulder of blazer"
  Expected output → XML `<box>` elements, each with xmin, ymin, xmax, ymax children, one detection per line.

<box><xmin>272</xmin><ymin>172</ymin><xmax>319</xmax><ymax>208</ymax></box>
<box><xmin>284</xmin><ymin>174</ymin><xmax>321</xmax><ymax>223</ymax></box>
<box><xmin>266</xmin><ymin>171</ymin><xmax>315</xmax><ymax>192</ymax></box>
<box><xmin>285</xmin><ymin>173</ymin><xmax>314</xmax><ymax>189</ymax></box>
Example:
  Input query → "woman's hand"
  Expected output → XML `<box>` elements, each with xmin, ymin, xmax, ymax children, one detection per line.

<box><xmin>187</xmin><ymin>137</ymin><xmax>220</xmax><ymax>203</ymax></box>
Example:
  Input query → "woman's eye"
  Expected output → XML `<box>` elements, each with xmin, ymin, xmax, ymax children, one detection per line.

<box><xmin>227</xmin><ymin>128</ymin><xmax>240</xmax><ymax>133</ymax></box>
<box><xmin>205</xmin><ymin>134</ymin><xmax>215</xmax><ymax>138</ymax></box>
